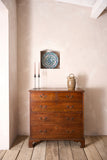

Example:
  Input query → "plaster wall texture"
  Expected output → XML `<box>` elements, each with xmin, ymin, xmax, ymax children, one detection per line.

<box><xmin>2</xmin><ymin>0</ymin><xmax>18</xmax><ymax>147</ymax></box>
<box><xmin>17</xmin><ymin>0</ymin><xmax>107</xmax><ymax>135</ymax></box>
<box><xmin>0</xmin><ymin>1</ymin><xmax>9</xmax><ymax>149</ymax></box>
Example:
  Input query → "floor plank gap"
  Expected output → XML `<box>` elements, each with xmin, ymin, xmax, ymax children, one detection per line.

<box><xmin>57</xmin><ymin>141</ymin><xmax>60</xmax><ymax>160</ymax></box>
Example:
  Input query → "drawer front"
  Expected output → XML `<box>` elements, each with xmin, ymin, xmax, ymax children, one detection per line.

<box><xmin>31</xmin><ymin>125</ymin><xmax>83</xmax><ymax>139</ymax></box>
<box><xmin>57</xmin><ymin>92</ymin><xmax>82</xmax><ymax>102</ymax></box>
<box><xmin>31</xmin><ymin>102</ymin><xmax>82</xmax><ymax>112</ymax></box>
<box><xmin>31</xmin><ymin>92</ymin><xmax>56</xmax><ymax>102</ymax></box>
<box><xmin>31</xmin><ymin>112</ymin><xmax>83</xmax><ymax>125</ymax></box>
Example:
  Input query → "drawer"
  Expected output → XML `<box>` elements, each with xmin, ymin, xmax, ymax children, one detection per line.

<box><xmin>31</xmin><ymin>112</ymin><xmax>83</xmax><ymax>125</ymax></box>
<box><xmin>57</xmin><ymin>92</ymin><xmax>82</xmax><ymax>102</ymax></box>
<box><xmin>31</xmin><ymin>92</ymin><xmax>56</xmax><ymax>102</ymax></box>
<box><xmin>31</xmin><ymin>125</ymin><xmax>83</xmax><ymax>139</ymax></box>
<box><xmin>31</xmin><ymin>102</ymin><xmax>82</xmax><ymax>112</ymax></box>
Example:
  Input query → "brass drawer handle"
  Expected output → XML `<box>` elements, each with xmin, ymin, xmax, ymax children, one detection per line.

<box><xmin>67</xmin><ymin>130</ymin><xmax>74</xmax><ymax>134</ymax></box>
<box><xmin>40</xmin><ymin>94</ymin><xmax>47</xmax><ymax>98</ymax></box>
<box><xmin>44</xmin><ymin>105</ymin><xmax>47</xmax><ymax>108</ymax></box>
<box><xmin>44</xmin><ymin>129</ymin><xmax>47</xmax><ymax>133</ymax></box>
<box><xmin>66</xmin><ymin>95</ymin><xmax>74</xmax><ymax>98</ymax></box>
<box><xmin>71</xmin><ymin>130</ymin><xmax>74</xmax><ymax>133</ymax></box>
<box><xmin>71</xmin><ymin>105</ymin><xmax>74</xmax><ymax>108</ymax></box>
<box><xmin>44</xmin><ymin>117</ymin><xmax>47</xmax><ymax>120</ymax></box>
<box><xmin>66</xmin><ymin>117</ymin><xmax>74</xmax><ymax>120</ymax></box>
<box><xmin>40</xmin><ymin>130</ymin><xmax>47</xmax><ymax>133</ymax></box>
<box><xmin>66</xmin><ymin>117</ymin><xmax>70</xmax><ymax>120</ymax></box>
<box><xmin>70</xmin><ymin>95</ymin><xmax>73</xmax><ymax>99</ymax></box>
<box><xmin>66</xmin><ymin>95</ymin><xmax>69</xmax><ymax>98</ymax></box>
<box><xmin>40</xmin><ymin>105</ymin><xmax>47</xmax><ymax>109</ymax></box>
<box><xmin>67</xmin><ymin>105</ymin><xmax>74</xmax><ymax>109</ymax></box>
<box><xmin>40</xmin><ymin>117</ymin><xmax>47</xmax><ymax>120</ymax></box>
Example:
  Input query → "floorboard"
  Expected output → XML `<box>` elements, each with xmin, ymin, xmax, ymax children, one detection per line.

<box><xmin>102</xmin><ymin>136</ymin><xmax>107</xmax><ymax>146</ymax></box>
<box><xmin>70</xmin><ymin>141</ymin><xmax>87</xmax><ymax>160</ymax></box>
<box><xmin>58</xmin><ymin>141</ymin><xmax>73</xmax><ymax>160</ymax></box>
<box><xmin>91</xmin><ymin>136</ymin><xmax>107</xmax><ymax>160</ymax></box>
<box><xmin>0</xmin><ymin>136</ymin><xmax>107</xmax><ymax>160</ymax></box>
<box><xmin>31</xmin><ymin>141</ymin><xmax>46</xmax><ymax>160</ymax></box>
<box><xmin>11</xmin><ymin>136</ymin><xmax>26</xmax><ymax>151</ymax></box>
<box><xmin>46</xmin><ymin>141</ymin><xmax>59</xmax><ymax>160</ymax></box>
<box><xmin>16</xmin><ymin>137</ymin><xmax>33</xmax><ymax>160</ymax></box>
<box><xmin>84</xmin><ymin>136</ymin><xmax>102</xmax><ymax>160</ymax></box>
<box><xmin>0</xmin><ymin>150</ymin><xmax>6</xmax><ymax>160</ymax></box>
<box><xmin>2</xmin><ymin>136</ymin><xmax>25</xmax><ymax>160</ymax></box>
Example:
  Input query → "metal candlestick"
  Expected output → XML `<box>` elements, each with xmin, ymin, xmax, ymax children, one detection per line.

<box><xmin>38</xmin><ymin>74</ymin><xmax>40</xmax><ymax>88</ymax></box>
<box><xmin>34</xmin><ymin>74</ymin><xmax>36</xmax><ymax>89</ymax></box>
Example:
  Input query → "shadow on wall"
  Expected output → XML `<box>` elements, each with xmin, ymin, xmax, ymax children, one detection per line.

<box><xmin>17</xmin><ymin>1</ymin><xmax>35</xmax><ymax>135</ymax></box>
<box><xmin>100</xmin><ymin>9</ymin><xmax>107</xmax><ymax>17</ymax></box>
<box><xmin>77</xmin><ymin>74</ymin><xmax>105</xmax><ymax>135</ymax></box>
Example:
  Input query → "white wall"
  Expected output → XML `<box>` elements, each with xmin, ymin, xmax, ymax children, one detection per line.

<box><xmin>0</xmin><ymin>1</ymin><xmax>9</xmax><ymax>149</ymax></box>
<box><xmin>0</xmin><ymin>0</ymin><xmax>17</xmax><ymax>149</ymax></box>
<box><xmin>17</xmin><ymin>0</ymin><xmax>107</xmax><ymax>135</ymax></box>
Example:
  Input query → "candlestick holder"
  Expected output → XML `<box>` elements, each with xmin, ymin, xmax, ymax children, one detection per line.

<box><xmin>38</xmin><ymin>74</ymin><xmax>40</xmax><ymax>88</ymax></box>
<box><xmin>34</xmin><ymin>74</ymin><xmax>36</xmax><ymax>89</ymax></box>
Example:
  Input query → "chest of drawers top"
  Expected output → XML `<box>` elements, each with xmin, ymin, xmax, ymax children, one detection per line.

<box><xmin>29</xmin><ymin>88</ymin><xmax>84</xmax><ymax>102</ymax></box>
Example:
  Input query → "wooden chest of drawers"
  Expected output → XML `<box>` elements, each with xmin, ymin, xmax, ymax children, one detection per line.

<box><xmin>29</xmin><ymin>89</ymin><xmax>85</xmax><ymax>148</ymax></box>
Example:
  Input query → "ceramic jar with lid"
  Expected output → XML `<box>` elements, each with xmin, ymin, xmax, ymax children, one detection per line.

<box><xmin>67</xmin><ymin>73</ymin><xmax>76</xmax><ymax>90</ymax></box>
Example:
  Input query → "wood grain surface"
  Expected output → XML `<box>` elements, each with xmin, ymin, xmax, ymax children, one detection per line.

<box><xmin>0</xmin><ymin>136</ymin><xmax>107</xmax><ymax>160</ymax></box>
<box><xmin>29</xmin><ymin>89</ymin><xmax>84</xmax><ymax>148</ymax></box>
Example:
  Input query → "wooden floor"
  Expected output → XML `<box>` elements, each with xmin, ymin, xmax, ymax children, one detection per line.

<box><xmin>0</xmin><ymin>136</ymin><xmax>107</xmax><ymax>160</ymax></box>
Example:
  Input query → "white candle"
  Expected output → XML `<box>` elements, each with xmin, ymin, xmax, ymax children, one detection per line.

<box><xmin>34</xmin><ymin>62</ymin><xmax>36</xmax><ymax>76</ymax></box>
<box><xmin>38</xmin><ymin>62</ymin><xmax>40</xmax><ymax>77</ymax></box>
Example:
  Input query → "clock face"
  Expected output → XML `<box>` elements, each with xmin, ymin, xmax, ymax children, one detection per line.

<box><xmin>42</xmin><ymin>52</ymin><xmax>59</xmax><ymax>69</ymax></box>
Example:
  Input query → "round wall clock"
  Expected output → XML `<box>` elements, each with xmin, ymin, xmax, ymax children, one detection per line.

<box><xmin>41</xmin><ymin>51</ymin><xmax>59</xmax><ymax>69</ymax></box>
